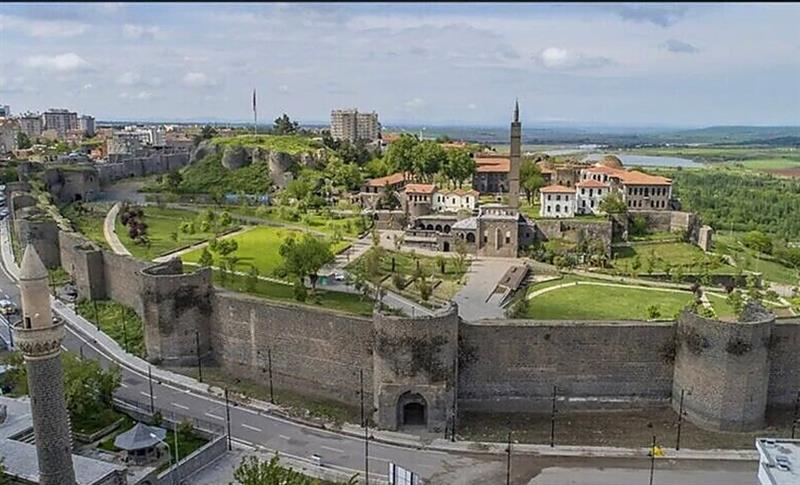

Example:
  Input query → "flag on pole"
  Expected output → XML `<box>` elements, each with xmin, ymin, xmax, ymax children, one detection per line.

<box><xmin>252</xmin><ymin>89</ymin><xmax>257</xmax><ymax>113</ymax></box>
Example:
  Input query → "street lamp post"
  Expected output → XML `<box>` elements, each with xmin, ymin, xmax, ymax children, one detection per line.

<box><xmin>792</xmin><ymin>390</ymin><xmax>799</xmax><ymax>439</ymax></box>
<box><xmin>268</xmin><ymin>348</ymin><xmax>274</xmax><ymax>404</ymax></box>
<box><xmin>676</xmin><ymin>389</ymin><xmax>686</xmax><ymax>450</ymax></box>
<box><xmin>224</xmin><ymin>388</ymin><xmax>232</xmax><ymax>451</ymax></box>
<box><xmin>506</xmin><ymin>427</ymin><xmax>512</xmax><ymax>485</ymax></box>
<box><xmin>195</xmin><ymin>331</ymin><xmax>203</xmax><ymax>383</ymax></box>
<box><xmin>550</xmin><ymin>385</ymin><xmax>557</xmax><ymax>448</ymax></box>
<box><xmin>150</xmin><ymin>429</ymin><xmax>178</xmax><ymax>485</ymax></box>
<box><xmin>148</xmin><ymin>365</ymin><xmax>155</xmax><ymax>413</ymax></box>
<box><xmin>649</xmin><ymin>435</ymin><xmax>657</xmax><ymax>485</ymax></box>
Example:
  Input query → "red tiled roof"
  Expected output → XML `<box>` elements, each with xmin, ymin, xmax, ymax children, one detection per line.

<box><xmin>366</xmin><ymin>172</ymin><xmax>405</xmax><ymax>187</ymax></box>
<box><xmin>440</xmin><ymin>188</ymin><xmax>479</xmax><ymax>196</ymax></box>
<box><xmin>475</xmin><ymin>157</ymin><xmax>510</xmax><ymax>173</ymax></box>
<box><xmin>619</xmin><ymin>171</ymin><xmax>672</xmax><ymax>186</ymax></box>
<box><xmin>405</xmin><ymin>183</ymin><xmax>437</xmax><ymax>194</ymax></box>
<box><xmin>576</xmin><ymin>179</ymin><xmax>610</xmax><ymax>188</ymax></box>
<box><xmin>540</xmin><ymin>184</ymin><xmax>575</xmax><ymax>193</ymax></box>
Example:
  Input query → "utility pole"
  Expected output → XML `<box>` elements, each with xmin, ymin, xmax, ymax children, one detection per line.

<box><xmin>550</xmin><ymin>385</ymin><xmax>557</xmax><ymax>448</ymax></box>
<box><xmin>792</xmin><ymin>390</ymin><xmax>799</xmax><ymax>439</ymax></box>
<box><xmin>676</xmin><ymin>389</ymin><xmax>685</xmax><ymax>450</ymax></box>
<box><xmin>195</xmin><ymin>331</ymin><xmax>203</xmax><ymax>383</ymax></box>
<box><xmin>649</xmin><ymin>435</ymin><xmax>656</xmax><ymax>485</ymax></box>
<box><xmin>268</xmin><ymin>348</ymin><xmax>274</xmax><ymax>404</ymax></box>
<box><xmin>224</xmin><ymin>388</ymin><xmax>232</xmax><ymax>451</ymax></box>
<box><xmin>506</xmin><ymin>427</ymin><xmax>512</xmax><ymax>485</ymax></box>
<box><xmin>451</xmin><ymin>355</ymin><xmax>458</xmax><ymax>442</ymax></box>
<box><xmin>173</xmin><ymin>420</ymin><xmax>180</xmax><ymax>485</ymax></box>
<box><xmin>92</xmin><ymin>299</ymin><xmax>100</xmax><ymax>331</ymax></box>
<box><xmin>148</xmin><ymin>365</ymin><xmax>155</xmax><ymax>413</ymax></box>
<box><xmin>364</xmin><ymin>410</ymin><xmax>370</xmax><ymax>485</ymax></box>
<box><xmin>359</xmin><ymin>369</ymin><xmax>365</xmax><ymax>427</ymax></box>
<box><xmin>121</xmin><ymin>313</ymin><xmax>128</xmax><ymax>352</ymax></box>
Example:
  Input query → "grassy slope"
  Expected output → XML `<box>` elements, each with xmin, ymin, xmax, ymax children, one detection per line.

<box><xmin>226</xmin><ymin>206</ymin><xmax>364</xmax><ymax>237</ymax></box>
<box><xmin>526</xmin><ymin>283</ymin><xmax>694</xmax><ymax>320</ymax></box>
<box><xmin>212</xmin><ymin>134</ymin><xmax>322</xmax><ymax>154</ymax></box>
<box><xmin>611</xmin><ymin>242</ymin><xmax>735</xmax><ymax>275</ymax></box>
<box><xmin>116</xmin><ymin>206</ymin><xmax>221</xmax><ymax>260</ymax></box>
<box><xmin>61</xmin><ymin>202</ymin><xmax>111</xmax><ymax>249</ymax></box>
<box><xmin>76</xmin><ymin>299</ymin><xmax>145</xmax><ymax>357</ymax></box>
<box><xmin>177</xmin><ymin>152</ymin><xmax>271</xmax><ymax>195</ymax></box>
<box><xmin>714</xmin><ymin>233</ymin><xmax>799</xmax><ymax>285</ymax></box>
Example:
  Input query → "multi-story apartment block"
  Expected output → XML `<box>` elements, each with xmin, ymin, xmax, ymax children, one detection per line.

<box><xmin>42</xmin><ymin>109</ymin><xmax>78</xmax><ymax>139</ymax></box>
<box><xmin>330</xmin><ymin>109</ymin><xmax>381</xmax><ymax>143</ymax></box>
<box><xmin>16</xmin><ymin>113</ymin><xmax>43</xmax><ymax>138</ymax></box>
<box><xmin>79</xmin><ymin>115</ymin><xmax>96</xmax><ymax>137</ymax></box>
<box><xmin>0</xmin><ymin>105</ymin><xmax>10</xmax><ymax>117</ymax></box>
<box><xmin>0</xmin><ymin>119</ymin><xmax>19</xmax><ymax>153</ymax></box>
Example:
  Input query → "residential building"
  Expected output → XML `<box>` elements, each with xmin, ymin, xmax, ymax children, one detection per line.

<box><xmin>473</xmin><ymin>156</ymin><xmax>509</xmax><ymax>193</ymax></box>
<box><xmin>404</xmin><ymin>183</ymin><xmax>437</xmax><ymax>218</ymax></box>
<box><xmin>540</xmin><ymin>185</ymin><xmax>576</xmax><ymax>218</ymax></box>
<box><xmin>41</xmin><ymin>109</ymin><xmax>78</xmax><ymax>139</ymax></box>
<box><xmin>79</xmin><ymin>115</ymin><xmax>96</xmax><ymax>137</ymax></box>
<box><xmin>756</xmin><ymin>438</ymin><xmax>798</xmax><ymax>485</ymax></box>
<box><xmin>432</xmin><ymin>188</ymin><xmax>478</xmax><ymax>212</ymax></box>
<box><xmin>107</xmin><ymin>132</ymin><xmax>142</xmax><ymax>155</ymax></box>
<box><xmin>17</xmin><ymin>113</ymin><xmax>43</xmax><ymax>138</ymax></box>
<box><xmin>0</xmin><ymin>119</ymin><xmax>19</xmax><ymax>153</ymax></box>
<box><xmin>331</xmin><ymin>109</ymin><xmax>381</xmax><ymax>142</ymax></box>
<box><xmin>0</xmin><ymin>105</ymin><xmax>10</xmax><ymax>117</ymax></box>
<box><xmin>575</xmin><ymin>179</ymin><xmax>610</xmax><ymax>215</ymax></box>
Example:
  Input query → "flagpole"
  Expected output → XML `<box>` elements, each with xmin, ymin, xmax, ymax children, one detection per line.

<box><xmin>253</xmin><ymin>89</ymin><xmax>257</xmax><ymax>136</ymax></box>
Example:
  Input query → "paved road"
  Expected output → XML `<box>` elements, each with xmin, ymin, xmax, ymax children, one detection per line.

<box><xmin>103</xmin><ymin>202</ymin><xmax>132</xmax><ymax>256</ymax></box>
<box><xmin>0</xmin><ymin>221</ymin><xmax>758</xmax><ymax>484</ymax></box>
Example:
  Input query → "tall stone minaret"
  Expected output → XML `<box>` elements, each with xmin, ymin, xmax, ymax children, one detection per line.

<box><xmin>508</xmin><ymin>99</ymin><xmax>521</xmax><ymax>209</ymax></box>
<box><xmin>12</xmin><ymin>246</ymin><xmax>76</xmax><ymax>485</ymax></box>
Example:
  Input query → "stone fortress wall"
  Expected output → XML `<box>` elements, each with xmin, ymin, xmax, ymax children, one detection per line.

<box><xmin>11</xmin><ymin>200</ymin><xmax>800</xmax><ymax>433</ymax></box>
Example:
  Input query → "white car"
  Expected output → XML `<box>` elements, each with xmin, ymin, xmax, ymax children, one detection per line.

<box><xmin>0</xmin><ymin>299</ymin><xmax>17</xmax><ymax>316</ymax></box>
<box><xmin>333</xmin><ymin>272</ymin><xmax>346</xmax><ymax>282</ymax></box>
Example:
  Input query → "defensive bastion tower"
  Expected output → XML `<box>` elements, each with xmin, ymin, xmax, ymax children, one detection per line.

<box><xmin>12</xmin><ymin>246</ymin><xmax>77</xmax><ymax>485</ymax></box>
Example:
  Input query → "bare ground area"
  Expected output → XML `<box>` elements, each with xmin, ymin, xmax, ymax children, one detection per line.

<box><xmin>459</xmin><ymin>407</ymin><xmax>795</xmax><ymax>450</ymax></box>
<box><xmin>767</xmin><ymin>167</ymin><xmax>800</xmax><ymax>177</ymax></box>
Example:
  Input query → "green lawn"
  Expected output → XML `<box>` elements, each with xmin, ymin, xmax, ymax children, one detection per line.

<box><xmin>611</xmin><ymin>242</ymin><xmax>735</xmax><ymax>275</ymax></box>
<box><xmin>211</xmin><ymin>134</ymin><xmax>323</xmax><ymax>155</ymax></box>
<box><xmin>61</xmin><ymin>202</ymin><xmax>111</xmax><ymax>249</ymax></box>
<box><xmin>116</xmin><ymin>206</ymin><xmax>224</xmax><ymax>260</ymax></box>
<box><xmin>225</xmin><ymin>206</ymin><xmax>365</xmax><ymax>237</ymax></box>
<box><xmin>72</xmin><ymin>407</ymin><xmax>124</xmax><ymax>436</ymax></box>
<box><xmin>209</xmin><ymin>270</ymin><xmax>374</xmax><ymax>316</ymax></box>
<box><xmin>346</xmin><ymin>248</ymin><xmax>469</xmax><ymax>283</ymax></box>
<box><xmin>181</xmin><ymin>225</ymin><xmax>346</xmax><ymax>277</ymax></box>
<box><xmin>706</xmin><ymin>293</ymin><xmax>737</xmax><ymax>320</ymax></box>
<box><xmin>76</xmin><ymin>299</ymin><xmax>145</xmax><ymax>358</ymax></box>
<box><xmin>713</xmin><ymin>233</ymin><xmax>799</xmax><ymax>285</ymax></box>
<box><xmin>735</xmin><ymin>157</ymin><xmax>800</xmax><ymax>170</ymax></box>
<box><xmin>525</xmin><ymin>283</ymin><xmax>694</xmax><ymax>320</ymax></box>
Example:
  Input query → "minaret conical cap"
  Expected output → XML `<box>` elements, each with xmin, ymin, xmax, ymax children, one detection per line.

<box><xmin>514</xmin><ymin>99</ymin><xmax>519</xmax><ymax>122</ymax></box>
<box><xmin>20</xmin><ymin>245</ymin><xmax>48</xmax><ymax>281</ymax></box>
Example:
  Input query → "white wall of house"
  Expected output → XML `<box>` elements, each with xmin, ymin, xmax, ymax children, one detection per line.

<box><xmin>432</xmin><ymin>192</ymin><xmax>476</xmax><ymax>212</ymax></box>
<box><xmin>540</xmin><ymin>191</ymin><xmax>575</xmax><ymax>218</ymax></box>
<box><xmin>576</xmin><ymin>186</ymin><xmax>608</xmax><ymax>215</ymax></box>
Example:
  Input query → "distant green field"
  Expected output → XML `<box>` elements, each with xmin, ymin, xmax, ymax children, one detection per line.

<box><xmin>732</xmin><ymin>157</ymin><xmax>800</xmax><ymax>170</ymax></box>
<box><xmin>525</xmin><ymin>283</ymin><xmax>693</xmax><ymax>320</ymax></box>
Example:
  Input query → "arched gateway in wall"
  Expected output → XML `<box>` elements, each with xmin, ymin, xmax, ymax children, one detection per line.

<box><xmin>397</xmin><ymin>392</ymin><xmax>428</xmax><ymax>427</ymax></box>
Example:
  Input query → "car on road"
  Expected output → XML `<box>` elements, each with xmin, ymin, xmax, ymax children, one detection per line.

<box><xmin>0</xmin><ymin>299</ymin><xmax>17</xmax><ymax>316</ymax></box>
<box><xmin>333</xmin><ymin>272</ymin><xmax>346</xmax><ymax>282</ymax></box>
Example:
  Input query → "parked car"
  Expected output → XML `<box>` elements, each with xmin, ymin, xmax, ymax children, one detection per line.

<box><xmin>0</xmin><ymin>208</ymin><xmax>9</xmax><ymax>218</ymax></box>
<box><xmin>0</xmin><ymin>299</ymin><xmax>18</xmax><ymax>316</ymax></box>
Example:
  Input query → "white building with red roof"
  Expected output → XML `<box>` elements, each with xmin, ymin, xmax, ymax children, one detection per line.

<box><xmin>540</xmin><ymin>184</ymin><xmax>576</xmax><ymax>218</ymax></box>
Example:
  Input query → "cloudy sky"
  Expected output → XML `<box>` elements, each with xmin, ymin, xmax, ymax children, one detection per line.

<box><xmin>1</xmin><ymin>2</ymin><xmax>798</xmax><ymax>127</ymax></box>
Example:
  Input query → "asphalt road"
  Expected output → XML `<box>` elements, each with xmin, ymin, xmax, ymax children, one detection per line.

<box><xmin>0</xmin><ymin>225</ymin><xmax>759</xmax><ymax>484</ymax></box>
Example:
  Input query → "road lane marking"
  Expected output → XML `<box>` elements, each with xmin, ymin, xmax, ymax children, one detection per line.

<box><xmin>172</xmin><ymin>402</ymin><xmax>189</xmax><ymax>410</ymax></box>
<box><xmin>241</xmin><ymin>423</ymin><xmax>262</xmax><ymax>432</ymax></box>
<box><xmin>205</xmin><ymin>412</ymin><xmax>225</xmax><ymax>421</ymax></box>
<box><xmin>369</xmin><ymin>456</ymin><xmax>390</xmax><ymax>463</ymax></box>
<box><xmin>279</xmin><ymin>434</ymin><xmax>291</xmax><ymax>440</ymax></box>
<box><xmin>119</xmin><ymin>382</ymin><xmax>129</xmax><ymax>388</ymax></box>
<box><xmin>321</xmin><ymin>445</ymin><xmax>343</xmax><ymax>453</ymax></box>
<box><xmin>140</xmin><ymin>391</ymin><xmax>155</xmax><ymax>399</ymax></box>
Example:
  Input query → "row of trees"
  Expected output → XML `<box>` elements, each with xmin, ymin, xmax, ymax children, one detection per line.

<box><xmin>384</xmin><ymin>134</ymin><xmax>475</xmax><ymax>186</ymax></box>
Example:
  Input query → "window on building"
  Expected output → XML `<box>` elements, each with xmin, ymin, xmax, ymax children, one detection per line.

<box><xmin>591</xmin><ymin>200</ymin><xmax>595</xmax><ymax>208</ymax></box>
<box><xmin>556</xmin><ymin>195</ymin><xmax>561</xmax><ymax>201</ymax></box>
<box><xmin>581</xmin><ymin>188</ymin><xmax>585</xmax><ymax>195</ymax></box>
<box><xmin>547</xmin><ymin>205</ymin><xmax>551</xmax><ymax>213</ymax></box>
<box><xmin>556</xmin><ymin>204</ymin><xmax>561</xmax><ymax>212</ymax></box>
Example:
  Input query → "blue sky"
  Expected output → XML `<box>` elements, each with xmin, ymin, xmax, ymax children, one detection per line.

<box><xmin>1</xmin><ymin>2</ymin><xmax>798</xmax><ymax>126</ymax></box>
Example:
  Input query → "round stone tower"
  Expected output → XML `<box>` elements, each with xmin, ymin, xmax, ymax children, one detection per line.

<box><xmin>12</xmin><ymin>246</ymin><xmax>77</xmax><ymax>485</ymax></box>
<box><xmin>672</xmin><ymin>303</ymin><xmax>774</xmax><ymax>432</ymax></box>
<box><xmin>372</xmin><ymin>303</ymin><xmax>459</xmax><ymax>432</ymax></box>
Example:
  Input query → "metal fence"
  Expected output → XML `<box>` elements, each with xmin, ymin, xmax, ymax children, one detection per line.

<box><xmin>113</xmin><ymin>395</ymin><xmax>227</xmax><ymax>438</ymax></box>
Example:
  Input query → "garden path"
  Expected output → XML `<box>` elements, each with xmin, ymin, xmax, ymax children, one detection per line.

<box><xmin>103</xmin><ymin>202</ymin><xmax>132</xmax><ymax>256</ymax></box>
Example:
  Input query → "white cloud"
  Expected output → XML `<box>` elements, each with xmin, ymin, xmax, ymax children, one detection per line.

<box><xmin>0</xmin><ymin>14</ymin><xmax>88</xmax><ymax>38</ymax></box>
<box><xmin>83</xmin><ymin>83</ymin><xmax>93</xmax><ymax>90</ymax></box>
<box><xmin>661</xmin><ymin>39</ymin><xmax>700</xmax><ymax>54</ymax></box>
<box><xmin>467</xmin><ymin>103</ymin><xmax>477</xmax><ymax>110</ymax></box>
<box><xmin>122</xmin><ymin>23</ymin><xmax>161</xmax><ymax>40</ymax></box>
<box><xmin>117</xmin><ymin>72</ymin><xmax>162</xmax><ymax>87</ymax></box>
<box><xmin>182</xmin><ymin>72</ymin><xmax>217</xmax><ymax>88</ymax></box>
<box><xmin>403</xmin><ymin>97</ymin><xmax>426</xmax><ymax>109</ymax></box>
<box><xmin>536</xmin><ymin>47</ymin><xmax>613</xmax><ymax>70</ymax></box>
<box><xmin>278</xmin><ymin>84</ymin><xmax>290</xmax><ymax>93</ymax></box>
<box><xmin>119</xmin><ymin>90</ymin><xmax>154</xmax><ymax>100</ymax></box>
<box><xmin>24</xmin><ymin>53</ymin><xmax>90</xmax><ymax>72</ymax></box>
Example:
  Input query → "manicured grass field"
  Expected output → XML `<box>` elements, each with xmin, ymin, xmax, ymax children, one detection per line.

<box><xmin>525</xmin><ymin>283</ymin><xmax>694</xmax><ymax>320</ymax></box>
<box><xmin>611</xmin><ymin>242</ymin><xmax>735</xmax><ymax>275</ymax></box>
<box><xmin>225</xmin><ymin>206</ymin><xmax>365</xmax><ymax>237</ymax></box>
<box><xmin>182</xmin><ymin>225</ymin><xmax>347</xmax><ymax>277</ymax></box>
<box><xmin>116</xmin><ymin>206</ymin><xmax>222</xmax><ymax>260</ymax></box>
<box><xmin>211</xmin><ymin>270</ymin><xmax>374</xmax><ymax>316</ymax></box>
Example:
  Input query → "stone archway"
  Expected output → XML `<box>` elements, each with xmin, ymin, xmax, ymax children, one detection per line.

<box><xmin>397</xmin><ymin>392</ymin><xmax>428</xmax><ymax>428</ymax></box>
<box><xmin>435</xmin><ymin>224</ymin><xmax>443</xmax><ymax>232</ymax></box>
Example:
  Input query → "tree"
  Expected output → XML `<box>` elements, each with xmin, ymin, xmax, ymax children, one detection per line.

<box><xmin>646</xmin><ymin>305</ymin><xmax>662</xmax><ymax>320</ymax></box>
<box><xmin>220</xmin><ymin>211</ymin><xmax>232</xmax><ymax>227</ymax></box>
<box><xmin>411</xmin><ymin>140</ymin><xmax>446</xmax><ymax>182</ymax></box>
<box><xmin>520</xmin><ymin>159</ymin><xmax>545</xmax><ymax>204</ymax></box>
<box><xmin>16</xmin><ymin>131</ymin><xmax>32</xmax><ymax>149</ymax></box>
<box><xmin>599</xmin><ymin>192</ymin><xmax>627</xmax><ymax>214</ymax></box>
<box><xmin>443</xmin><ymin>148</ymin><xmax>476</xmax><ymax>188</ymax></box>
<box><xmin>198</xmin><ymin>248</ymin><xmax>214</xmax><ymax>268</ymax></box>
<box><xmin>194</xmin><ymin>125</ymin><xmax>218</xmax><ymax>144</ymax></box>
<box><xmin>453</xmin><ymin>238</ymin><xmax>469</xmax><ymax>274</ymax></box>
<box><xmin>630</xmin><ymin>215</ymin><xmax>648</xmax><ymax>237</ymax></box>
<box><xmin>385</xmin><ymin>134</ymin><xmax>418</xmax><ymax>176</ymax></box>
<box><xmin>416</xmin><ymin>275</ymin><xmax>432</xmax><ymax>301</ymax></box>
<box><xmin>164</xmin><ymin>171</ymin><xmax>183</xmax><ymax>190</ymax></box>
<box><xmin>742</xmin><ymin>230</ymin><xmax>773</xmax><ymax>255</ymax></box>
<box><xmin>279</xmin><ymin>234</ymin><xmax>334</xmax><ymax>292</ymax></box>
<box><xmin>273</xmin><ymin>114</ymin><xmax>299</xmax><ymax>135</ymax></box>
<box><xmin>232</xmin><ymin>453</ymin><xmax>314</xmax><ymax>485</ymax></box>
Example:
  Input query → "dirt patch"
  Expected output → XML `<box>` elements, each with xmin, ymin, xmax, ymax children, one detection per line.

<box><xmin>459</xmin><ymin>407</ymin><xmax>794</xmax><ymax>450</ymax></box>
<box><xmin>766</xmin><ymin>168</ymin><xmax>800</xmax><ymax>177</ymax></box>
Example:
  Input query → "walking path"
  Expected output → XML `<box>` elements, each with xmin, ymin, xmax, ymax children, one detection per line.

<box><xmin>103</xmin><ymin>202</ymin><xmax>131</xmax><ymax>256</ymax></box>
